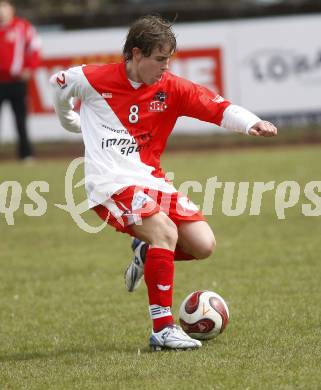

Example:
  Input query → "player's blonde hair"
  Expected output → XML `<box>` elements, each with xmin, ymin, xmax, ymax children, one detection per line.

<box><xmin>123</xmin><ymin>14</ymin><xmax>177</xmax><ymax>61</ymax></box>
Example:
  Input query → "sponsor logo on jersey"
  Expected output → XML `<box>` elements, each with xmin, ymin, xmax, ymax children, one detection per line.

<box><xmin>101</xmin><ymin>124</ymin><xmax>128</xmax><ymax>134</ymax></box>
<box><xmin>56</xmin><ymin>72</ymin><xmax>67</xmax><ymax>89</ymax></box>
<box><xmin>101</xmin><ymin>137</ymin><xmax>141</xmax><ymax>156</ymax></box>
<box><xmin>149</xmin><ymin>101</ymin><xmax>167</xmax><ymax>112</ymax></box>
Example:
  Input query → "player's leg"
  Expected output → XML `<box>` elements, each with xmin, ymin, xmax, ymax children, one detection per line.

<box><xmin>93</xmin><ymin>190</ymin><xmax>201</xmax><ymax>349</ymax></box>
<box><xmin>130</xmin><ymin>211</ymin><xmax>177</xmax><ymax>332</ymax></box>
<box><xmin>124</xmin><ymin>209</ymin><xmax>178</xmax><ymax>293</ymax></box>
<box><xmin>130</xmin><ymin>211</ymin><xmax>177</xmax><ymax>249</ymax></box>
<box><xmin>169</xmin><ymin>192</ymin><xmax>215</xmax><ymax>260</ymax></box>
<box><xmin>0</xmin><ymin>83</ymin><xmax>7</xmax><ymax>140</ymax></box>
<box><xmin>177</xmin><ymin>220</ymin><xmax>216</xmax><ymax>260</ymax></box>
<box><xmin>9</xmin><ymin>81</ymin><xmax>33</xmax><ymax>159</ymax></box>
<box><xmin>130</xmin><ymin>212</ymin><xmax>201</xmax><ymax>350</ymax></box>
<box><xmin>125</xmin><ymin>193</ymin><xmax>213</xmax><ymax>286</ymax></box>
<box><xmin>126</xmin><ymin>237</ymin><xmax>148</xmax><ymax>291</ymax></box>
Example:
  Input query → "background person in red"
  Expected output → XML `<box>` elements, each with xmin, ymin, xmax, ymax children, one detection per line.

<box><xmin>0</xmin><ymin>0</ymin><xmax>41</xmax><ymax>160</ymax></box>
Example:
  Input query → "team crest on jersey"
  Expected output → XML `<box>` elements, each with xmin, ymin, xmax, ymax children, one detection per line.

<box><xmin>149</xmin><ymin>91</ymin><xmax>168</xmax><ymax>112</ymax></box>
<box><xmin>154</xmin><ymin>91</ymin><xmax>167</xmax><ymax>102</ymax></box>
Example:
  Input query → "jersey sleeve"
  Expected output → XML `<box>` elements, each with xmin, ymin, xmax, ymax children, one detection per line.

<box><xmin>175</xmin><ymin>77</ymin><xmax>231</xmax><ymax>126</ymax></box>
<box><xmin>49</xmin><ymin>66</ymin><xmax>86</xmax><ymax>133</ymax></box>
<box><xmin>24</xmin><ymin>21</ymin><xmax>41</xmax><ymax>70</ymax></box>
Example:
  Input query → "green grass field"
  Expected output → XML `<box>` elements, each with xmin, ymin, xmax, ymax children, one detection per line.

<box><xmin>0</xmin><ymin>145</ymin><xmax>320</xmax><ymax>389</ymax></box>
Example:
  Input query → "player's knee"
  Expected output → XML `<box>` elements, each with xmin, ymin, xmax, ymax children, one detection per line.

<box><xmin>150</xmin><ymin>213</ymin><xmax>178</xmax><ymax>249</ymax></box>
<box><xmin>195</xmin><ymin>235</ymin><xmax>216</xmax><ymax>260</ymax></box>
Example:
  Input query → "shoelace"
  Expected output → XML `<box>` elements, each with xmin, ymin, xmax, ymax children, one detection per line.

<box><xmin>166</xmin><ymin>325</ymin><xmax>188</xmax><ymax>338</ymax></box>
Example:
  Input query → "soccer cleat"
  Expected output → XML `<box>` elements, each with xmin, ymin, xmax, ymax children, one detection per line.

<box><xmin>124</xmin><ymin>238</ymin><xmax>147</xmax><ymax>292</ymax></box>
<box><xmin>149</xmin><ymin>324</ymin><xmax>202</xmax><ymax>351</ymax></box>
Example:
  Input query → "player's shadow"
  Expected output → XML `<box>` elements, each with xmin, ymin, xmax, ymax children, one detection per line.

<box><xmin>0</xmin><ymin>343</ymin><xmax>148</xmax><ymax>362</ymax></box>
<box><xmin>0</xmin><ymin>344</ymin><xmax>197</xmax><ymax>361</ymax></box>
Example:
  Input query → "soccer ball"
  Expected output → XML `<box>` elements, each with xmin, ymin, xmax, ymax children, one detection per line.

<box><xmin>179</xmin><ymin>290</ymin><xmax>229</xmax><ymax>340</ymax></box>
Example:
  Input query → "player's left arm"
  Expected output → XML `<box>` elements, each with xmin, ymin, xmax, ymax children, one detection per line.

<box><xmin>23</xmin><ymin>21</ymin><xmax>41</xmax><ymax>80</ymax></box>
<box><xmin>176</xmin><ymin>78</ymin><xmax>277</xmax><ymax>137</ymax></box>
<box><xmin>220</xmin><ymin>104</ymin><xmax>277</xmax><ymax>137</ymax></box>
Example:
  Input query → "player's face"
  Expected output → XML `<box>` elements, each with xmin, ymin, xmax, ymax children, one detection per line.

<box><xmin>0</xmin><ymin>2</ymin><xmax>14</xmax><ymax>24</ymax></box>
<box><xmin>136</xmin><ymin>45</ymin><xmax>172</xmax><ymax>85</ymax></box>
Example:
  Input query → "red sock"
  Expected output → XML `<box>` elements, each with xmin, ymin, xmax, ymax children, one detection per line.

<box><xmin>174</xmin><ymin>245</ymin><xmax>195</xmax><ymax>261</ymax></box>
<box><xmin>144</xmin><ymin>247</ymin><xmax>175</xmax><ymax>332</ymax></box>
<box><xmin>138</xmin><ymin>243</ymin><xmax>195</xmax><ymax>261</ymax></box>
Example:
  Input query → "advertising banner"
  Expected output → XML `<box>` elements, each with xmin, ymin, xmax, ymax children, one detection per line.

<box><xmin>234</xmin><ymin>15</ymin><xmax>321</xmax><ymax>117</ymax></box>
<box><xmin>1</xmin><ymin>23</ymin><xmax>226</xmax><ymax>141</ymax></box>
<box><xmin>1</xmin><ymin>15</ymin><xmax>321</xmax><ymax>143</ymax></box>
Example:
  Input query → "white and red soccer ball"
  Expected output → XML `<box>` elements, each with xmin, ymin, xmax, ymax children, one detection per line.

<box><xmin>179</xmin><ymin>290</ymin><xmax>229</xmax><ymax>340</ymax></box>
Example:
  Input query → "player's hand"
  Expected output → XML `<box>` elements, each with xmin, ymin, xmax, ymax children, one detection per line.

<box><xmin>248</xmin><ymin>121</ymin><xmax>277</xmax><ymax>137</ymax></box>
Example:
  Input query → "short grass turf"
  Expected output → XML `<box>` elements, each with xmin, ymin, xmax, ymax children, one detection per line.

<box><xmin>0</xmin><ymin>145</ymin><xmax>320</xmax><ymax>389</ymax></box>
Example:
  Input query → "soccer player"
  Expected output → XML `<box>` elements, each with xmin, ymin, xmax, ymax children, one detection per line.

<box><xmin>50</xmin><ymin>15</ymin><xmax>277</xmax><ymax>351</ymax></box>
<box><xmin>0</xmin><ymin>0</ymin><xmax>41</xmax><ymax>160</ymax></box>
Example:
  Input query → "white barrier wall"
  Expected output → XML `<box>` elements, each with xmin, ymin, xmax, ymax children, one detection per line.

<box><xmin>1</xmin><ymin>14</ymin><xmax>321</xmax><ymax>142</ymax></box>
<box><xmin>233</xmin><ymin>16</ymin><xmax>321</xmax><ymax>115</ymax></box>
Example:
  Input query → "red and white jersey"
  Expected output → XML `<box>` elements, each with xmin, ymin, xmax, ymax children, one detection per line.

<box><xmin>51</xmin><ymin>62</ymin><xmax>248</xmax><ymax>208</ymax></box>
<box><xmin>0</xmin><ymin>16</ymin><xmax>41</xmax><ymax>82</ymax></box>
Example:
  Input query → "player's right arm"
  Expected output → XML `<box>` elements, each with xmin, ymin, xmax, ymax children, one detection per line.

<box><xmin>49</xmin><ymin>66</ymin><xmax>84</xmax><ymax>133</ymax></box>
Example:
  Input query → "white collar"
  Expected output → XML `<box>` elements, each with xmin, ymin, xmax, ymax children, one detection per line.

<box><xmin>128</xmin><ymin>79</ymin><xmax>143</xmax><ymax>89</ymax></box>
